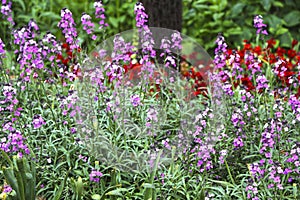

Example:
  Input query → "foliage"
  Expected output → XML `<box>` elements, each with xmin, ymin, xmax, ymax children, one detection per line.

<box><xmin>0</xmin><ymin>1</ymin><xmax>300</xmax><ymax>200</ymax></box>
<box><xmin>183</xmin><ymin>0</ymin><xmax>300</xmax><ymax>55</ymax></box>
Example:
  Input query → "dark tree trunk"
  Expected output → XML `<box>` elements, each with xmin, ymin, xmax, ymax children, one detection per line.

<box><xmin>140</xmin><ymin>0</ymin><xmax>183</xmax><ymax>68</ymax></box>
<box><xmin>140</xmin><ymin>0</ymin><xmax>182</xmax><ymax>32</ymax></box>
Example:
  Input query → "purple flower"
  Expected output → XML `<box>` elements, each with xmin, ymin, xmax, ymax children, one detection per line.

<box><xmin>32</xmin><ymin>115</ymin><xmax>46</xmax><ymax>129</ymax></box>
<box><xmin>3</xmin><ymin>184</ymin><xmax>12</xmax><ymax>193</ymax></box>
<box><xmin>214</xmin><ymin>33</ymin><xmax>228</xmax><ymax>69</ymax></box>
<box><xmin>58</xmin><ymin>8</ymin><xmax>79</xmax><ymax>50</ymax></box>
<box><xmin>134</xmin><ymin>2</ymin><xmax>156</xmax><ymax>62</ymax></box>
<box><xmin>89</xmin><ymin>169</ymin><xmax>103</xmax><ymax>183</ymax></box>
<box><xmin>131</xmin><ymin>94</ymin><xmax>141</xmax><ymax>107</ymax></box>
<box><xmin>160</xmin><ymin>37</ymin><xmax>177</xmax><ymax>68</ymax></box>
<box><xmin>147</xmin><ymin>107</ymin><xmax>158</xmax><ymax>122</ymax></box>
<box><xmin>81</xmin><ymin>13</ymin><xmax>97</xmax><ymax>40</ymax></box>
<box><xmin>253</xmin><ymin>15</ymin><xmax>268</xmax><ymax>35</ymax></box>
<box><xmin>256</xmin><ymin>75</ymin><xmax>269</xmax><ymax>91</ymax></box>
<box><xmin>160</xmin><ymin>37</ymin><xmax>171</xmax><ymax>56</ymax></box>
<box><xmin>0</xmin><ymin>37</ymin><xmax>5</xmax><ymax>57</ymax></box>
<box><xmin>1</xmin><ymin>0</ymin><xmax>15</xmax><ymax>26</ymax></box>
<box><xmin>94</xmin><ymin>0</ymin><xmax>108</xmax><ymax>29</ymax></box>
<box><xmin>171</xmin><ymin>31</ymin><xmax>182</xmax><ymax>51</ymax></box>
<box><xmin>0</xmin><ymin>130</ymin><xmax>30</xmax><ymax>156</ymax></box>
<box><xmin>233</xmin><ymin>136</ymin><xmax>244</xmax><ymax>148</ymax></box>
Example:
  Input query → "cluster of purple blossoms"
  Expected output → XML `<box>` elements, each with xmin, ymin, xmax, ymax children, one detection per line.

<box><xmin>42</xmin><ymin>32</ymin><xmax>62</xmax><ymax>62</ymax></box>
<box><xmin>1</xmin><ymin>0</ymin><xmax>14</xmax><ymax>26</ymax></box>
<box><xmin>130</xmin><ymin>94</ymin><xmax>141</xmax><ymax>107</ymax></box>
<box><xmin>171</xmin><ymin>31</ymin><xmax>182</xmax><ymax>51</ymax></box>
<box><xmin>256</xmin><ymin>75</ymin><xmax>269</xmax><ymax>90</ymax></box>
<box><xmin>253</xmin><ymin>156</ymin><xmax>295</xmax><ymax>191</ymax></box>
<box><xmin>2</xmin><ymin>184</ymin><xmax>12</xmax><ymax>194</ymax></box>
<box><xmin>0</xmin><ymin>130</ymin><xmax>30</xmax><ymax>158</ymax></box>
<box><xmin>0</xmin><ymin>37</ymin><xmax>5</xmax><ymax>58</ymax></box>
<box><xmin>13</xmin><ymin>19</ymin><xmax>40</xmax><ymax>63</ymax></box>
<box><xmin>20</xmin><ymin>39</ymin><xmax>45</xmax><ymax>80</ymax></box>
<box><xmin>195</xmin><ymin>144</ymin><xmax>215</xmax><ymax>172</ymax></box>
<box><xmin>81</xmin><ymin>13</ymin><xmax>97</xmax><ymax>40</ymax></box>
<box><xmin>41</xmin><ymin>32</ymin><xmax>63</xmax><ymax>79</ymax></box>
<box><xmin>248</xmin><ymin>161</ymin><xmax>266</xmax><ymax>181</ymax></box>
<box><xmin>146</xmin><ymin>107</ymin><xmax>158</xmax><ymax>122</ymax></box>
<box><xmin>89</xmin><ymin>169</ymin><xmax>103</xmax><ymax>183</ymax></box>
<box><xmin>94</xmin><ymin>0</ymin><xmax>108</xmax><ymax>29</ymax></box>
<box><xmin>134</xmin><ymin>2</ymin><xmax>156</xmax><ymax>72</ymax></box>
<box><xmin>1</xmin><ymin>84</ymin><xmax>18</xmax><ymax>113</ymax></box>
<box><xmin>286</xmin><ymin>147</ymin><xmax>300</xmax><ymax>168</ymax></box>
<box><xmin>253</xmin><ymin>15</ymin><xmax>268</xmax><ymax>35</ymax></box>
<box><xmin>58</xmin><ymin>8</ymin><xmax>79</xmax><ymax>50</ymax></box>
<box><xmin>233</xmin><ymin>136</ymin><xmax>244</xmax><ymax>148</ymax></box>
<box><xmin>218</xmin><ymin>149</ymin><xmax>227</xmax><ymax>164</ymax></box>
<box><xmin>260</xmin><ymin>121</ymin><xmax>276</xmax><ymax>154</ymax></box>
<box><xmin>32</xmin><ymin>115</ymin><xmax>46</xmax><ymax>129</ymax></box>
<box><xmin>288</xmin><ymin>95</ymin><xmax>300</xmax><ymax>121</ymax></box>
<box><xmin>228</xmin><ymin>50</ymin><xmax>243</xmax><ymax>77</ymax></box>
<box><xmin>221</xmin><ymin>83</ymin><xmax>233</xmax><ymax>96</ymax></box>
<box><xmin>111</xmin><ymin>34</ymin><xmax>133</xmax><ymax>64</ymax></box>
<box><xmin>245</xmin><ymin>182</ymin><xmax>259</xmax><ymax>200</ymax></box>
<box><xmin>214</xmin><ymin>33</ymin><xmax>227</xmax><ymax>70</ymax></box>
<box><xmin>160</xmin><ymin>37</ymin><xmax>171</xmax><ymax>56</ymax></box>
<box><xmin>134</xmin><ymin>2</ymin><xmax>148</xmax><ymax>29</ymax></box>
<box><xmin>246</xmin><ymin>55</ymin><xmax>262</xmax><ymax>75</ymax></box>
<box><xmin>0</xmin><ymin>83</ymin><xmax>26</xmax><ymax>159</ymax></box>
<box><xmin>160</xmin><ymin>37</ymin><xmax>176</xmax><ymax>68</ymax></box>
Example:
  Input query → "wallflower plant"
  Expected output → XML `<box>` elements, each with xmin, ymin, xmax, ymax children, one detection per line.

<box><xmin>0</xmin><ymin>1</ymin><xmax>299</xmax><ymax>199</ymax></box>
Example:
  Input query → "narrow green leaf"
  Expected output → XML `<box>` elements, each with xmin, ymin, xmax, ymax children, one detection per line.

<box><xmin>53</xmin><ymin>168</ymin><xmax>71</xmax><ymax>200</ymax></box>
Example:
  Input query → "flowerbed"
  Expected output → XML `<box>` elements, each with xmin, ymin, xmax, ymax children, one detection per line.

<box><xmin>0</xmin><ymin>1</ymin><xmax>300</xmax><ymax>200</ymax></box>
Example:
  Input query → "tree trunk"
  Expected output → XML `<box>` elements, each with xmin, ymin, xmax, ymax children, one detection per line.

<box><xmin>140</xmin><ymin>0</ymin><xmax>183</xmax><ymax>68</ymax></box>
<box><xmin>140</xmin><ymin>0</ymin><xmax>182</xmax><ymax>32</ymax></box>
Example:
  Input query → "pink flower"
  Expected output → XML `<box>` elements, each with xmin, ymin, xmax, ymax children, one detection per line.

<box><xmin>32</xmin><ymin>115</ymin><xmax>46</xmax><ymax>129</ymax></box>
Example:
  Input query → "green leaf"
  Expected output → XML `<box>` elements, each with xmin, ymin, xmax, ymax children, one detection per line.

<box><xmin>109</xmin><ymin>17</ymin><xmax>119</xmax><ymax>28</ymax></box>
<box><xmin>53</xmin><ymin>168</ymin><xmax>71</xmax><ymax>200</ymax></box>
<box><xmin>284</xmin><ymin>11</ymin><xmax>300</xmax><ymax>27</ymax></box>
<box><xmin>2</xmin><ymin>167</ymin><xmax>20</xmax><ymax>199</ymax></box>
<box><xmin>273</xmin><ymin>1</ymin><xmax>284</xmax><ymax>7</ymax></box>
<box><xmin>225</xmin><ymin>27</ymin><xmax>242</xmax><ymax>36</ymax></box>
<box><xmin>13</xmin><ymin>0</ymin><xmax>26</xmax><ymax>11</ymax></box>
<box><xmin>230</xmin><ymin>3</ymin><xmax>245</xmax><ymax>17</ymax></box>
<box><xmin>39</xmin><ymin>12</ymin><xmax>61</xmax><ymax>20</ymax></box>
<box><xmin>207</xmin><ymin>179</ymin><xmax>235</xmax><ymax>187</ymax></box>
<box><xmin>279</xmin><ymin>32</ymin><xmax>292</xmax><ymax>48</ymax></box>
<box><xmin>261</xmin><ymin>0</ymin><xmax>273</xmax><ymax>11</ymax></box>
<box><xmin>106</xmin><ymin>188</ymin><xmax>127</xmax><ymax>196</ymax></box>
<box><xmin>265</xmin><ymin>14</ymin><xmax>282</xmax><ymax>29</ymax></box>
<box><xmin>213</xmin><ymin>13</ymin><xmax>224</xmax><ymax>21</ymax></box>
<box><xmin>91</xmin><ymin>194</ymin><xmax>101</xmax><ymax>200</ymax></box>
<box><xmin>275</xmin><ymin>27</ymin><xmax>289</xmax><ymax>35</ymax></box>
<box><xmin>142</xmin><ymin>183</ymin><xmax>155</xmax><ymax>189</ymax></box>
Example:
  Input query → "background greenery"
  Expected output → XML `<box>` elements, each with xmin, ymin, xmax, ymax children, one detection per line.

<box><xmin>1</xmin><ymin>0</ymin><xmax>300</xmax><ymax>55</ymax></box>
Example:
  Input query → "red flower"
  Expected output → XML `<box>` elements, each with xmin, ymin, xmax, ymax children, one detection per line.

<box><xmin>292</xmin><ymin>39</ymin><xmax>298</xmax><ymax>48</ymax></box>
<box><xmin>296</xmin><ymin>87</ymin><xmax>300</xmax><ymax>98</ymax></box>
<box><xmin>241</xmin><ymin>75</ymin><xmax>255</xmax><ymax>91</ymax></box>
<box><xmin>267</xmin><ymin>38</ymin><xmax>276</xmax><ymax>49</ymax></box>
<box><xmin>244</xmin><ymin>43</ymin><xmax>252</xmax><ymax>51</ymax></box>
<box><xmin>253</xmin><ymin>46</ymin><xmax>261</xmax><ymax>55</ymax></box>
<box><xmin>283</xmin><ymin>71</ymin><xmax>295</xmax><ymax>77</ymax></box>
<box><xmin>287</xmin><ymin>49</ymin><xmax>296</xmax><ymax>59</ymax></box>
<box><xmin>62</xmin><ymin>43</ymin><xmax>69</xmax><ymax>50</ymax></box>
<box><xmin>268</xmin><ymin>53</ymin><xmax>276</xmax><ymax>64</ymax></box>
<box><xmin>276</xmin><ymin>47</ymin><xmax>286</xmax><ymax>58</ymax></box>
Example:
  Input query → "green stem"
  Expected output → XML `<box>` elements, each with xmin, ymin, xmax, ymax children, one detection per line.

<box><xmin>224</xmin><ymin>159</ymin><xmax>235</xmax><ymax>185</ymax></box>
